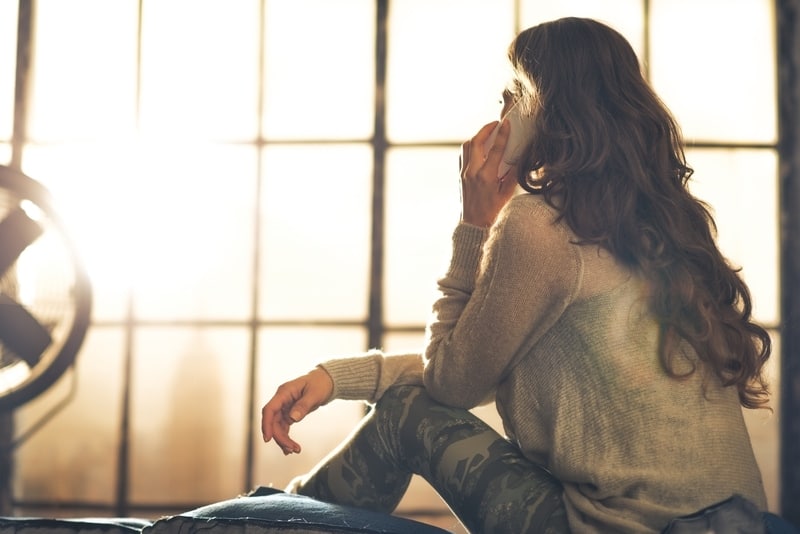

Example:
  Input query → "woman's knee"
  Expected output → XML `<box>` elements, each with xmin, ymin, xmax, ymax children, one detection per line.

<box><xmin>372</xmin><ymin>385</ymin><xmax>429</xmax><ymax>440</ymax></box>
<box><xmin>374</xmin><ymin>385</ymin><xmax>460</xmax><ymax>435</ymax></box>
<box><xmin>376</xmin><ymin>384</ymin><xmax>428</xmax><ymax>407</ymax></box>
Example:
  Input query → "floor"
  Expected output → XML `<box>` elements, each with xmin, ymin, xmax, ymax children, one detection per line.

<box><xmin>400</xmin><ymin>512</ymin><xmax>466</xmax><ymax>533</ymax></box>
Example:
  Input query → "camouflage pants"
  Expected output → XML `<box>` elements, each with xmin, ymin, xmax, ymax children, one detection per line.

<box><xmin>288</xmin><ymin>385</ymin><xmax>569</xmax><ymax>533</ymax></box>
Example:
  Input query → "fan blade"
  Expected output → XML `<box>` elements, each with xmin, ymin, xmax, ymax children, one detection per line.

<box><xmin>0</xmin><ymin>293</ymin><xmax>52</xmax><ymax>367</ymax></box>
<box><xmin>0</xmin><ymin>206</ymin><xmax>44</xmax><ymax>278</ymax></box>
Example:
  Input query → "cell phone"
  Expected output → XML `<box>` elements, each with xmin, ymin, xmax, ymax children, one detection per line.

<box><xmin>483</xmin><ymin>100</ymin><xmax>534</xmax><ymax>179</ymax></box>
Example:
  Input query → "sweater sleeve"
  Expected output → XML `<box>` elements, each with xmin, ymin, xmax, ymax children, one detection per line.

<box><xmin>423</xmin><ymin>195</ymin><xmax>583</xmax><ymax>408</ymax></box>
<box><xmin>319</xmin><ymin>351</ymin><xmax>424</xmax><ymax>404</ymax></box>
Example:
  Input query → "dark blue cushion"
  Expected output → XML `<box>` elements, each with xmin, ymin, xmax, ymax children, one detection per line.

<box><xmin>660</xmin><ymin>494</ymin><xmax>800</xmax><ymax>534</ymax></box>
<box><xmin>765</xmin><ymin>513</ymin><xmax>800</xmax><ymax>534</ymax></box>
<box><xmin>0</xmin><ymin>517</ymin><xmax>151</xmax><ymax>534</ymax></box>
<box><xmin>144</xmin><ymin>488</ymin><xmax>451</xmax><ymax>534</ymax></box>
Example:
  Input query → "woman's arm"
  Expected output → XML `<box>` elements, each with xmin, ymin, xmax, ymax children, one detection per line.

<box><xmin>261</xmin><ymin>351</ymin><xmax>424</xmax><ymax>454</ymax></box>
<box><xmin>418</xmin><ymin>118</ymin><xmax>580</xmax><ymax>407</ymax></box>
<box><xmin>319</xmin><ymin>351</ymin><xmax>424</xmax><ymax>403</ymax></box>
<box><xmin>423</xmin><ymin>196</ymin><xmax>583</xmax><ymax>408</ymax></box>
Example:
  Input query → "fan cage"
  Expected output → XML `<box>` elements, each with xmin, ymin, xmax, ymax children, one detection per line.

<box><xmin>0</xmin><ymin>166</ymin><xmax>92</xmax><ymax>410</ymax></box>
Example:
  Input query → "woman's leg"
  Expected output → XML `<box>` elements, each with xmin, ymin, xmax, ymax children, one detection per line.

<box><xmin>288</xmin><ymin>385</ymin><xmax>569</xmax><ymax>533</ymax></box>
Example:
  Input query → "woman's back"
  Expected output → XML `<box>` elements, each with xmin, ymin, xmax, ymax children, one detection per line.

<box><xmin>493</xmin><ymin>194</ymin><xmax>767</xmax><ymax>532</ymax></box>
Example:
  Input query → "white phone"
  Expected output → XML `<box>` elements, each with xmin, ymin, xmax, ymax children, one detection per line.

<box><xmin>483</xmin><ymin>100</ymin><xmax>534</xmax><ymax>179</ymax></box>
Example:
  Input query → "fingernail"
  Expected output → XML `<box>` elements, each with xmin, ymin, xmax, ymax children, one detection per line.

<box><xmin>289</xmin><ymin>410</ymin><xmax>301</xmax><ymax>421</ymax></box>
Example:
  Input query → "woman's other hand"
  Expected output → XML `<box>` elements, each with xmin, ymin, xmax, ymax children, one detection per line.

<box><xmin>261</xmin><ymin>367</ymin><xmax>334</xmax><ymax>455</ymax></box>
<box><xmin>459</xmin><ymin>119</ymin><xmax>516</xmax><ymax>227</ymax></box>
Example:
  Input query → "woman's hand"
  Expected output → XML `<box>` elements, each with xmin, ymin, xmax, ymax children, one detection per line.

<box><xmin>459</xmin><ymin>120</ymin><xmax>516</xmax><ymax>227</ymax></box>
<box><xmin>261</xmin><ymin>367</ymin><xmax>334</xmax><ymax>455</ymax></box>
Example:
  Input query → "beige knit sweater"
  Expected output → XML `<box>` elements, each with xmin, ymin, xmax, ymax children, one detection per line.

<box><xmin>320</xmin><ymin>193</ymin><xmax>767</xmax><ymax>533</ymax></box>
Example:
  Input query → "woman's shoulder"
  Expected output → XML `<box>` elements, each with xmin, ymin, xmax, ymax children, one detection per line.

<box><xmin>506</xmin><ymin>189</ymin><xmax>561</xmax><ymax>216</ymax></box>
<box><xmin>492</xmin><ymin>191</ymin><xmax>583</xmax><ymax>275</ymax></box>
<box><xmin>499</xmin><ymin>190</ymin><xmax>571</xmax><ymax>238</ymax></box>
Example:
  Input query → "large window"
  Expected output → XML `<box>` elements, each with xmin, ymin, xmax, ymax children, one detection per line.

<box><xmin>1</xmin><ymin>0</ymin><xmax>780</xmax><ymax>523</ymax></box>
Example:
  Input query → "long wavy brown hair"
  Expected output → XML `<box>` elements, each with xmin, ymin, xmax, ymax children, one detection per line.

<box><xmin>508</xmin><ymin>17</ymin><xmax>770</xmax><ymax>409</ymax></box>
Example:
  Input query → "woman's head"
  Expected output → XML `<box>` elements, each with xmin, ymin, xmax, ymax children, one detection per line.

<box><xmin>508</xmin><ymin>17</ymin><xmax>644</xmax><ymax>115</ymax></box>
<box><xmin>507</xmin><ymin>18</ymin><xmax>770</xmax><ymax>409</ymax></box>
<box><xmin>508</xmin><ymin>18</ymin><xmax>686</xmax><ymax>201</ymax></box>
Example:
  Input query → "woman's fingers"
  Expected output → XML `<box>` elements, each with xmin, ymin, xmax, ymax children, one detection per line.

<box><xmin>273</xmin><ymin>416</ymin><xmax>302</xmax><ymax>455</ymax></box>
<box><xmin>484</xmin><ymin>119</ymin><xmax>511</xmax><ymax>170</ymax></box>
<box><xmin>261</xmin><ymin>380</ymin><xmax>304</xmax><ymax>453</ymax></box>
<box><xmin>459</xmin><ymin>120</ymin><xmax>514</xmax><ymax>227</ymax></box>
<box><xmin>474</xmin><ymin>120</ymin><xmax>501</xmax><ymax>147</ymax></box>
<box><xmin>260</xmin><ymin>369</ymin><xmax>334</xmax><ymax>455</ymax></box>
<box><xmin>460</xmin><ymin>122</ymin><xmax>496</xmax><ymax>174</ymax></box>
<box><xmin>461</xmin><ymin>120</ymin><xmax>510</xmax><ymax>182</ymax></box>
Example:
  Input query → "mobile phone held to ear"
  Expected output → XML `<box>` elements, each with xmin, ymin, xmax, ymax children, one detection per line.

<box><xmin>483</xmin><ymin>100</ymin><xmax>534</xmax><ymax>179</ymax></box>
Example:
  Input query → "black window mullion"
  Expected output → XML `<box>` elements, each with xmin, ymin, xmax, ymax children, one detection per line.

<box><xmin>778</xmin><ymin>0</ymin><xmax>800</xmax><ymax>523</ymax></box>
<box><xmin>368</xmin><ymin>0</ymin><xmax>389</xmax><ymax>352</ymax></box>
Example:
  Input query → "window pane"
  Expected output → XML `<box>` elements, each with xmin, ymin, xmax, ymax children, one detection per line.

<box><xmin>29</xmin><ymin>0</ymin><xmax>138</xmax><ymax>142</ymax></box>
<box><xmin>385</xmin><ymin>147</ymin><xmax>461</xmax><ymax>325</ymax></box>
<box><xmin>14</xmin><ymin>327</ymin><xmax>126</xmax><ymax>504</ymax></box>
<box><xmin>382</xmin><ymin>330</ymin><xmax>425</xmax><ymax>355</ymax></box>
<box><xmin>686</xmin><ymin>148</ymin><xmax>779</xmax><ymax>325</ymax></box>
<box><xmin>650</xmin><ymin>0</ymin><xmax>776</xmax><ymax>143</ymax></box>
<box><xmin>260</xmin><ymin>144</ymin><xmax>371</xmax><ymax>320</ymax></box>
<box><xmin>252</xmin><ymin>327</ymin><xmax>365</xmax><ymax>490</ymax></box>
<box><xmin>129</xmin><ymin>144</ymin><xmax>258</xmax><ymax>320</ymax></box>
<box><xmin>387</xmin><ymin>0</ymin><xmax>516</xmax><ymax>142</ymax></box>
<box><xmin>24</xmin><ymin>143</ymin><xmax>258</xmax><ymax>322</ymax></box>
<box><xmin>140</xmin><ymin>0</ymin><xmax>260</xmax><ymax>141</ymax></box>
<box><xmin>129</xmin><ymin>327</ymin><xmax>250</xmax><ymax>504</ymax></box>
<box><xmin>263</xmin><ymin>0</ymin><xmax>375</xmax><ymax>141</ymax></box>
<box><xmin>520</xmin><ymin>0</ymin><xmax>645</xmax><ymax>59</ymax></box>
<box><xmin>0</xmin><ymin>0</ymin><xmax>18</xmax><ymax>141</ymax></box>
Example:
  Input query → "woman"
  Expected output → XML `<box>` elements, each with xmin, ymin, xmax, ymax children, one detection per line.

<box><xmin>261</xmin><ymin>17</ymin><xmax>770</xmax><ymax>533</ymax></box>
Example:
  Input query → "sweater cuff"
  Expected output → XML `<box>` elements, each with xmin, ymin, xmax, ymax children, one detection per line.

<box><xmin>318</xmin><ymin>353</ymin><xmax>381</xmax><ymax>402</ymax></box>
<box><xmin>448</xmin><ymin>223</ymin><xmax>488</xmax><ymax>284</ymax></box>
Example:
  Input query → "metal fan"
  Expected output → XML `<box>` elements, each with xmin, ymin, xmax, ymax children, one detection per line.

<box><xmin>0</xmin><ymin>164</ymin><xmax>91</xmax><ymax>411</ymax></box>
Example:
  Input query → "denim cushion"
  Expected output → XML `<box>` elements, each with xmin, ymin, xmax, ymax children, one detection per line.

<box><xmin>144</xmin><ymin>488</ymin><xmax>451</xmax><ymax>534</ymax></box>
<box><xmin>661</xmin><ymin>494</ymin><xmax>800</xmax><ymax>534</ymax></box>
<box><xmin>0</xmin><ymin>517</ymin><xmax>151</xmax><ymax>534</ymax></box>
<box><xmin>765</xmin><ymin>513</ymin><xmax>800</xmax><ymax>534</ymax></box>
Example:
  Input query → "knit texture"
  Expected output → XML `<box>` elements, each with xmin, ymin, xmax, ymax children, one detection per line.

<box><xmin>320</xmin><ymin>193</ymin><xmax>767</xmax><ymax>533</ymax></box>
